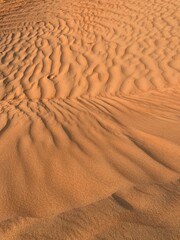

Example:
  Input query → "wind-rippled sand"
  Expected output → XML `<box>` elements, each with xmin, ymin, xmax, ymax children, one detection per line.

<box><xmin>0</xmin><ymin>0</ymin><xmax>180</xmax><ymax>239</ymax></box>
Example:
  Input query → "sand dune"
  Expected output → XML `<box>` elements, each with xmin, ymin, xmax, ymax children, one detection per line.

<box><xmin>0</xmin><ymin>0</ymin><xmax>180</xmax><ymax>239</ymax></box>
<box><xmin>0</xmin><ymin>0</ymin><xmax>179</xmax><ymax>99</ymax></box>
<box><xmin>0</xmin><ymin>180</ymin><xmax>180</xmax><ymax>240</ymax></box>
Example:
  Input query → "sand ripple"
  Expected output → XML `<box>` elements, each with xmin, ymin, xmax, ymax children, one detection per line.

<box><xmin>0</xmin><ymin>0</ymin><xmax>180</xmax><ymax>239</ymax></box>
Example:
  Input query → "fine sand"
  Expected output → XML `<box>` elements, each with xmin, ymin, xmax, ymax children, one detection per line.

<box><xmin>0</xmin><ymin>0</ymin><xmax>180</xmax><ymax>239</ymax></box>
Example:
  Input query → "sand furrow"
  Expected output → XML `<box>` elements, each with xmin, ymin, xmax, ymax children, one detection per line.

<box><xmin>0</xmin><ymin>91</ymin><xmax>180</xmax><ymax>223</ymax></box>
<box><xmin>0</xmin><ymin>0</ymin><xmax>180</xmax><ymax>100</ymax></box>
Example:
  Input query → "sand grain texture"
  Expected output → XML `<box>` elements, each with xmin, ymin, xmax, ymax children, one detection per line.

<box><xmin>0</xmin><ymin>0</ymin><xmax>180</xmax><ymax>239</ymax></box>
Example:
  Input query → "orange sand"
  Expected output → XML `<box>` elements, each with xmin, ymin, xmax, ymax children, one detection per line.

<box><xmin>0</xmin><ymin>0</ymin><xmax>180</xmax><ymax>239</ymax></box>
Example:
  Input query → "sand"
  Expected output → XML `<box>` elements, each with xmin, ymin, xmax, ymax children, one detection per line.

<box><xmin>0</xmin><ymin>0</ymin><xmax>180</xmax><ymax>239</ymax></box>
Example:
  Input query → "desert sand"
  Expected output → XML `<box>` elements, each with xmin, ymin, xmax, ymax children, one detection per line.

<box><xmin>0</xmin><ymin>0</ymin><xmax>180</xmax><ymax>239</ymax></box>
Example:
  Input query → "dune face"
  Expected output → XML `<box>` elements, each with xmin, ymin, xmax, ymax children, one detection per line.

<box><xmin>0</xmin><ymin>0</ymin><xmax>180</xmax><ymax>239</ymax></box>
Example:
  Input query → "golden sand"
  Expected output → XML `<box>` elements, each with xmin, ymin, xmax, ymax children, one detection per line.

<box><xmin>0</xmin><ymin>0</ymin><xmax>180</xmax><ymax>239</ymax></box>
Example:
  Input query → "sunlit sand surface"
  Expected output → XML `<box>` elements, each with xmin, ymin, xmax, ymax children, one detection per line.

<box><xmin>0</xmin><ymin>0</ymin><xmax>180</xmax><ymax>239</ymax></box>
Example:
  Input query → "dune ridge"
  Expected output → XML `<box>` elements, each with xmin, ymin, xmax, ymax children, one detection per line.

<box><xmin>0</xmin><ymin>0</ymin><xmax>180</xmax><ymax>239</ymax></box>
<box><xmin>0</xmin><ymin>180</ymin><xmax>180</xmax><ymax>240</ymax></box>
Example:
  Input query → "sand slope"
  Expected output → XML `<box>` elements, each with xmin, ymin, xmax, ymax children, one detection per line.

<box><xmin>0</xmin><ymin>0</ymin><xmax>180</xmax><ymax>239</ymax></box>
